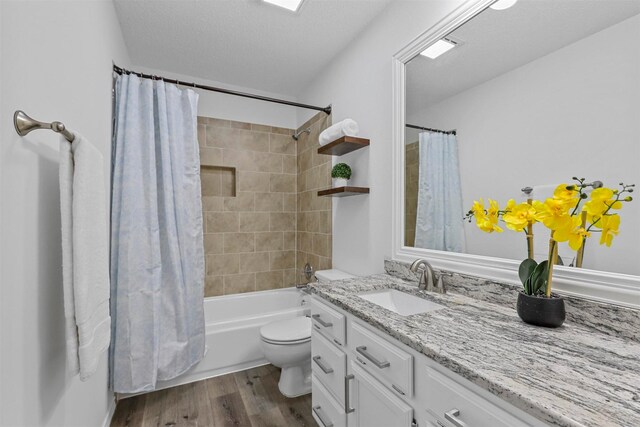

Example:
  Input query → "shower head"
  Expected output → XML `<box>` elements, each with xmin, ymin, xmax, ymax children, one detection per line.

<box><xmin>292</xmin><ymin>128</ymin><xmax>311</xmax><ymax>141</ymax></box>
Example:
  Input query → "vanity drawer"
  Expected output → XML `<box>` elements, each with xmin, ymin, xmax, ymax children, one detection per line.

<box><xmin>312</xmin><ymin>329</ymin><xmax>347</xmax><ymax>404</ymax></box>
<box><xmin>311</xmin><ymin>297</ymin><xmax>347</xmax><ymax>347</ymax></box>
<box><xmin>312</xmin><ymin>375</ymin><xmax>346</xmax><ymax>427</ymax></box>
<box><xmin>349</xmin><ymin>321</ymin><xmax>413</xmax><ymax>397</ymax></box>
<box><xmin>424</xmin><ymin>366</ymin><xmax>529</xmax><ymax>427</ymax></box>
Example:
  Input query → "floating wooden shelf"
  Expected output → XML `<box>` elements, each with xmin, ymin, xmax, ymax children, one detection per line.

<box><xmin>318</xmin><ymin>136</ymin><xmax>370</xmax><ymax>156</ymax></box>
<box><xmin>318</xmin><ymin>186</ymin><xmax>370</xmax><ymax>197</ymax></box>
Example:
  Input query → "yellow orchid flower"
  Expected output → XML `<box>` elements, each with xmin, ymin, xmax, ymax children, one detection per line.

<box><xmin>583</xmin><ymin>187</ymin><xmax>622</xmax><ymax>218</ymax></box>
<box><xmin>599</xmin><ymin>214</ymin><xmax>620</xmax><ymax>247</ymax></box>
<box><xmin>533</xmin><ymin>198</ymin><xmax>573</xmax><ymax>231</ymax></box>
<box><xmin>554</xmin><ymin>216</ymin><xmax>590</xmax><ymax>250</ymax></box>
<box><xmin>477</xmin><ymin>216</ymin><xmax>503</xmax><ymax>233</ymax></box>
<box><xmin>503</xmin><ymin>202</ymin><xmax>536</xmax><ymax>232</ymax></box>
<box><xmin>471</xmin><ymin>199</ymin><xmax>486</xmax><ymax>217</ymax></box>
<box><xmin>487</xmin><ymin>199</ymin><xmax>501</xmax><ymax>225</ymax></box>
<box><xmin>553</xmin><ymin>184</ymin><xmax>579</xmax><ymax>202</ymax></box>
<box><xmin>469</xmin><ymin>199</ymin><xmax>503</xmax><ymax>233</ymax></box>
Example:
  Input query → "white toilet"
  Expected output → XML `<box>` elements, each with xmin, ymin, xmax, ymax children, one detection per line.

<box><xmin>259</xmin><ymin>269</ymin><xmax>355</xmax><ymax>397</ymax></box>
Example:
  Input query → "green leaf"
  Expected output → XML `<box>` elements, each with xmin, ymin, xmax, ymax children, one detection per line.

<box><xmin>518</xmin><ymin>259</ymin><xmax>537</xmax><ymax>286</ymax></box>
<box><xmin>530</xmin><ymin>261</ymin><xmax>549</xmax><ymax>295</ymax></box>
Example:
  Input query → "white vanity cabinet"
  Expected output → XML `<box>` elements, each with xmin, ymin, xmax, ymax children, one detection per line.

<box><xmin>349</xmin><ymin>362</ymin><xmax>414</xmax><ymax>427</ymax></box>
<box><xmin>311</xmin><ymin>297</ymin><xmax>416</xmax><ymax>427</ymax></box>
<box><xmin>310</xmin><ymin>295</ymin><xmax>545</xmax><ymax>427</ymax></box>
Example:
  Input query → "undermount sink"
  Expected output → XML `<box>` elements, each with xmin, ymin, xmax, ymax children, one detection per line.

<box><xmin>357</xmin><ymin>289</ymin><xmax>445</xmax><ymax>316</ymax></box>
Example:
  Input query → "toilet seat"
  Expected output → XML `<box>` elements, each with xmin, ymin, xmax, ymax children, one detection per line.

<box><xmin>260</xmin><ymin>317</ymin><xmax>311</xmax><ymax>344</ymax></box>
<box><xmin>261</xmin><ymin>336</ymin><xmax>311</xmax><ymax>345</ymax></box>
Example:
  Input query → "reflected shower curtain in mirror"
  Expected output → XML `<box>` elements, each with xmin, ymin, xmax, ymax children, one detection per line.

<box><xmin>414</xmin><ymin>132</ymin><xmax>466</xmax><ymax>252</ymax></box>
<box><xmin>110</xmin><ymin>74</ymin><xmax>205</xmax><ymax>393</ymax></box>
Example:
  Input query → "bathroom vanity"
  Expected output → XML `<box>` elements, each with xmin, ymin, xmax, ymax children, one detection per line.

<box><xmin>308</xmin><ymin>273</ymin><xmax>640</xmax><ymax>427</ymax></box>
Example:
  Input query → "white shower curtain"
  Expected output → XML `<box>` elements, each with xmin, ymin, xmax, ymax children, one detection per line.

<box><xmin>414</xmin><ymin>131</ymin><xmax>466</xmax><ymax>252</ymax></box>
<box><xmin>110</xmin><ymin>74</ymin><xmax>205</xmax><ymax>393</ymax></box>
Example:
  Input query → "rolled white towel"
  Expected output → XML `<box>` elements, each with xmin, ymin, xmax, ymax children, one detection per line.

<box><xmin>319</xmin><ymin>119</ymin><xmax>359</xmax><ymax>146</ymax></box>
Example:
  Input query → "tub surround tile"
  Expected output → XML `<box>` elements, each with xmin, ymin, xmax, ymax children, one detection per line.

<box><xmin>239</xmin><ymin>212</ymin><xmax>270</xmax><ymax>232</ymax></box>
<box><xmin>256</xmin><ymin>271</ymin><xmax>284</xmax><ymax>291</ymax></box>
<box><xmin>270</xmin><ymin>212</ymin><xmax>295</xmax><ymax>232</ymax></box>
<box><xmin>255</xmin><ymin>232</ymin><xmax>283</xmax><ymax>252</ymax></box>
<box><xmin>223</xmin><ymin>233</ymin><xmax>255</xmax><ymax>254</ymax></box>
<box><xmin>224</xmin><ymin>273</ymin><xmax>256</xmax><ymax>294</ymax></box>
<box><xmin>206</xmin><ymin>212</ymin><xmax>239</xmax><ymax>233</ymax></box>
<box><xmin>269</xmin><ymin>134</ymin><xmax>297</xmax><ymax>155</ymax></box>
<box><xmin>199</xmin><ymin>116</ymin><xmax>302</xmax><ymax>296</ymax></box>
<box><xmin>310</xmin><ymin>274</ymin><xmax>640</xmax><ymax>427</ymax></box>
<box><xmin>295</xmin><ymin>113</ymin><xmax>332</xmax><ymax>281</ymax></box>
<box><xmin>270</xmin><ymin>251</ymin><xmax>295</xmax><ymax>270</ymax></box>
<box><xmin>239</xmin><ymin>252</ymin><xmax>271</xmax><ymax>273</ymax></box>
<box><xmin>254</xmin><ymin>192</ymin><xmax>283</xmax><ymax>212</ymax></box>
<box><xmin>207</xmin><ymin>254</ymin><xmax>239</xmax><ymax>276</ymax></box>
<box><xmin>251</xmin><ymin>123</ymin><xmax>272</xmax><ymax>133</ymax></box>
<box><xmin>384</xmin><ymin>259</ymin><xmax>640</xmax><ymax>342</ymax></box>
<box><xmin>204</xmin><ymin>276</ymin><xmax>224</xmax><ymax>297</ymax></box>
<box><xmin>223</xmin><ymin>192</ymin><xmax>254</xmax><ymax>212</ymax></box>
<box><xmin>199</xmin><ymin>113</ymin><xmax>331</xmax><ymax>296</ymax></box>
<box><xmin>204</xmin><ymin>233</ymin><xmax>224</xmax><ymax>255</ymax></box>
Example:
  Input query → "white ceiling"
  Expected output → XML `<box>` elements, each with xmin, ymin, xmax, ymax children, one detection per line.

<box><xmin>114</xmin><ymin>0</ymin><xmax>393</xmax><ymax>97</ymax></box>
<box><xmin>406</xmin><ymin>0</ymin><xmax>640</xmax><ymax>115</ymax></box>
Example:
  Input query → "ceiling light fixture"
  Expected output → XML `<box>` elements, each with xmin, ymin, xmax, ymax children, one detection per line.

<box><xmin>490</xmin><ymin>0</ymin><xmax>518</xmax><ymax>10</ymax></box>
<box><xmin>263</xmin><ymin>0</ymin><xmax>304</xmax><ymax>12</ymax></box>
<box><xmin>420</xmin><ymin>39</ymin><xmax>457</xmax><ymax>59</ymax></box>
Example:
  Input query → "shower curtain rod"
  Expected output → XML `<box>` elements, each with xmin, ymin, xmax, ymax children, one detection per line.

<box><xmin>406</xmin><ymin>123</ymin><xmax>456</xmax><ymax>135</ymax></box>
<box><xmin>113</xmin><ymin>64</ymin><xmax>332</xmax><ymax>115</ymax></box>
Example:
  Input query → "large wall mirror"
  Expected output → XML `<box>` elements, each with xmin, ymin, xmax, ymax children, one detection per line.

<box><xmin>393</xmin><ymin>0</ymin><xmax>640</xmax><ymax>306</ymax></box>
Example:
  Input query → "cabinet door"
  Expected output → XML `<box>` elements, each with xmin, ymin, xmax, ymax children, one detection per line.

<box><xmin>350</xmin><ymin>362</ymin><xmax>413</xmax><ymax>427</ymax></box>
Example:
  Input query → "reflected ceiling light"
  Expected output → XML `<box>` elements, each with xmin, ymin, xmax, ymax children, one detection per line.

<box><xmin>420</xmin><ymin>39</ymin><xmax>457</xmax><ymax>59</ymax></box>
<box><xmin>490</xmin><ymin>0</ymin><xmax>518</xmax><ymax>10</ymax></box>
<box><xmin>263</xmin><ymin>0</ymin><xmax>304</xmax><ymax>12</ymax></box>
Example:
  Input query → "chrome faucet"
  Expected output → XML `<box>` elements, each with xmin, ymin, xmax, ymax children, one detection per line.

<box><xmin>410</xmin><ymin>258</ymin><xmax>445</xmax><ymax>294</ymax></box>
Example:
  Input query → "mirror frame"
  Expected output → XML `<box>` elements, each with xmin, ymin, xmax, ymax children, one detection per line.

<box><xmin>391</xmin><ymin>0</ymin><xmax>640</xmax><ymax>308</ymax></box>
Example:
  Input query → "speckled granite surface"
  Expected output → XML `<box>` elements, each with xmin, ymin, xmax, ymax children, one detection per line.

<box><xmin>309</xmin><ymin>274</ymin><xmax>640</xmax><ymax>427</ymax></box>
<box><xmin>385</xmin><ymin>259</ymin><xmax>640</xmax><ymax>342</ymax></box>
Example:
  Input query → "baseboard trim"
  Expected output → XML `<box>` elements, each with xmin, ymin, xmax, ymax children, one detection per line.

<box><xmin>102</xmin><ymin>394</ymin><xmax>117</xmax><ymax>427</ymax></box>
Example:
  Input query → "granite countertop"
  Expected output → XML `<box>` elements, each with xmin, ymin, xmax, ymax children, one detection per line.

<box><xmin>309</xmin><ymin>274</ymin><xmax>640</xmax><ymax>427</ymax></box>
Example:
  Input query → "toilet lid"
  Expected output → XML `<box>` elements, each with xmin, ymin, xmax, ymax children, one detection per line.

<box><xmin>260</xmin><ymin>317</ymin><xmax>311</xmax><ymax>343</ymax></box>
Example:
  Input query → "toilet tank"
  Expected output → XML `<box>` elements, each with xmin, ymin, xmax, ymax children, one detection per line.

<box><xmin>315</xmin><ymin>269</ymin><xmax>355</xmax><ymax>283</ymax></box>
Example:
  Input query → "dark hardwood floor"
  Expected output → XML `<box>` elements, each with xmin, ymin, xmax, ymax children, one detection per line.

<box><xmin>111</xmin><ymin>365</ymin><xmax>315</xmax><ymax>427</ymax></box>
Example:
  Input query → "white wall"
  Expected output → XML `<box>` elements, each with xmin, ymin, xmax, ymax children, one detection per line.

<box><xmin>297</xmin><ymin>0</ymin><xmax>467</xmax><ymax>275</ymax></box>
<box><xmin>0</xmin><ymin>1</ymin><xmax>130</xmax><ymax>426</ymax></box>
<box><xmin>135</xmin><ymin>66</ymin><xmax>300</xmax><ymax>129</ymax></box>
<box><xmin>408</xmin><ymin>13</ymin><xmax>640</xmax><ymax>275</ymax></box>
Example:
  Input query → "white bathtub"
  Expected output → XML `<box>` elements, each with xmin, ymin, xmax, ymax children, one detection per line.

<box><xmin>153</xmin><ymin>287</ymin><xmax>309</xmax><ymax>391</ymax></box>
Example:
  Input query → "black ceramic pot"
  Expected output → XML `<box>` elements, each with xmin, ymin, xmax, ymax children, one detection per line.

<box><xmin>516</xmin><ymin>292</ymin><xmax>565</xmax><ymax>328</ymax></box>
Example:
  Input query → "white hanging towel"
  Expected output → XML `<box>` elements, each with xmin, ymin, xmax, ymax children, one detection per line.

<box><xmin>318</xmin><ymin>118</ymin><xmax>359</xmax><ymax>146</ymax></box>
<box><xmin>59</xmin><ymin>134</ymin><xmax>111</xmax><ymax>381</ymax></box>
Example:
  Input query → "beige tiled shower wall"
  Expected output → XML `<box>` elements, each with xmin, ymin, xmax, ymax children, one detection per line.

<box><xmin>198</xmin><ymin>117</ymin><xmax>298</xmax><ymax>297</ymax></box>
<box><xmin>296</xmin><ymin>113</ymin><xmax>333</xmax><ymax>283</ymax></box>
<box><xmin>405</xmin><ymin>141</ymin><xmax>419</xmax><ymax>246</ymax></box>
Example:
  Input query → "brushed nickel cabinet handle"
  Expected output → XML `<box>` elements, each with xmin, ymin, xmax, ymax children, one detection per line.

<box><xmin>313</xmin><ymin>405</ymin><xmax>334</xmax><ymax>427</ymax></box>
<box><xmin>391</xmin><ymin>384</ymin><xmax>405</xmax><ymax>395</ymax></box>
<box><xmin>312</xmin><ymin>314</ymin><xmax>333</xmax><ymax>328</ymax></box>
<box><xmin>312</xmin><ymin>356</ymin><xmax>334</xmax><ymax>374</ymax></box>
<box><xmin>356</xmin><ymin>346</ymin><xmax>390</xmax><ymax>369</ymax></box>
<box><xmin>344</xmin><ymin>374</ymin><xmax>355</xmax><ymax>414</ymax></box>
<box><xmin>444</xmin><ymin>409</ymin><xmax>468</xmax><ymax>427</ymax></box>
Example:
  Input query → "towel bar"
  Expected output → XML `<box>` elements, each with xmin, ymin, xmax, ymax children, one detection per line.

<box><xmin>13</xmin><ymin>110</ymin><xmax>75</xmax><ymax>142</ymax></box>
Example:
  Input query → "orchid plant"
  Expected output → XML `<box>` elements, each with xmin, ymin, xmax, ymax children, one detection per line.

<box><xmin>465</xmin><ymin>178</ymin><xmax>635</xmax><ymax>297</ymax></box>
